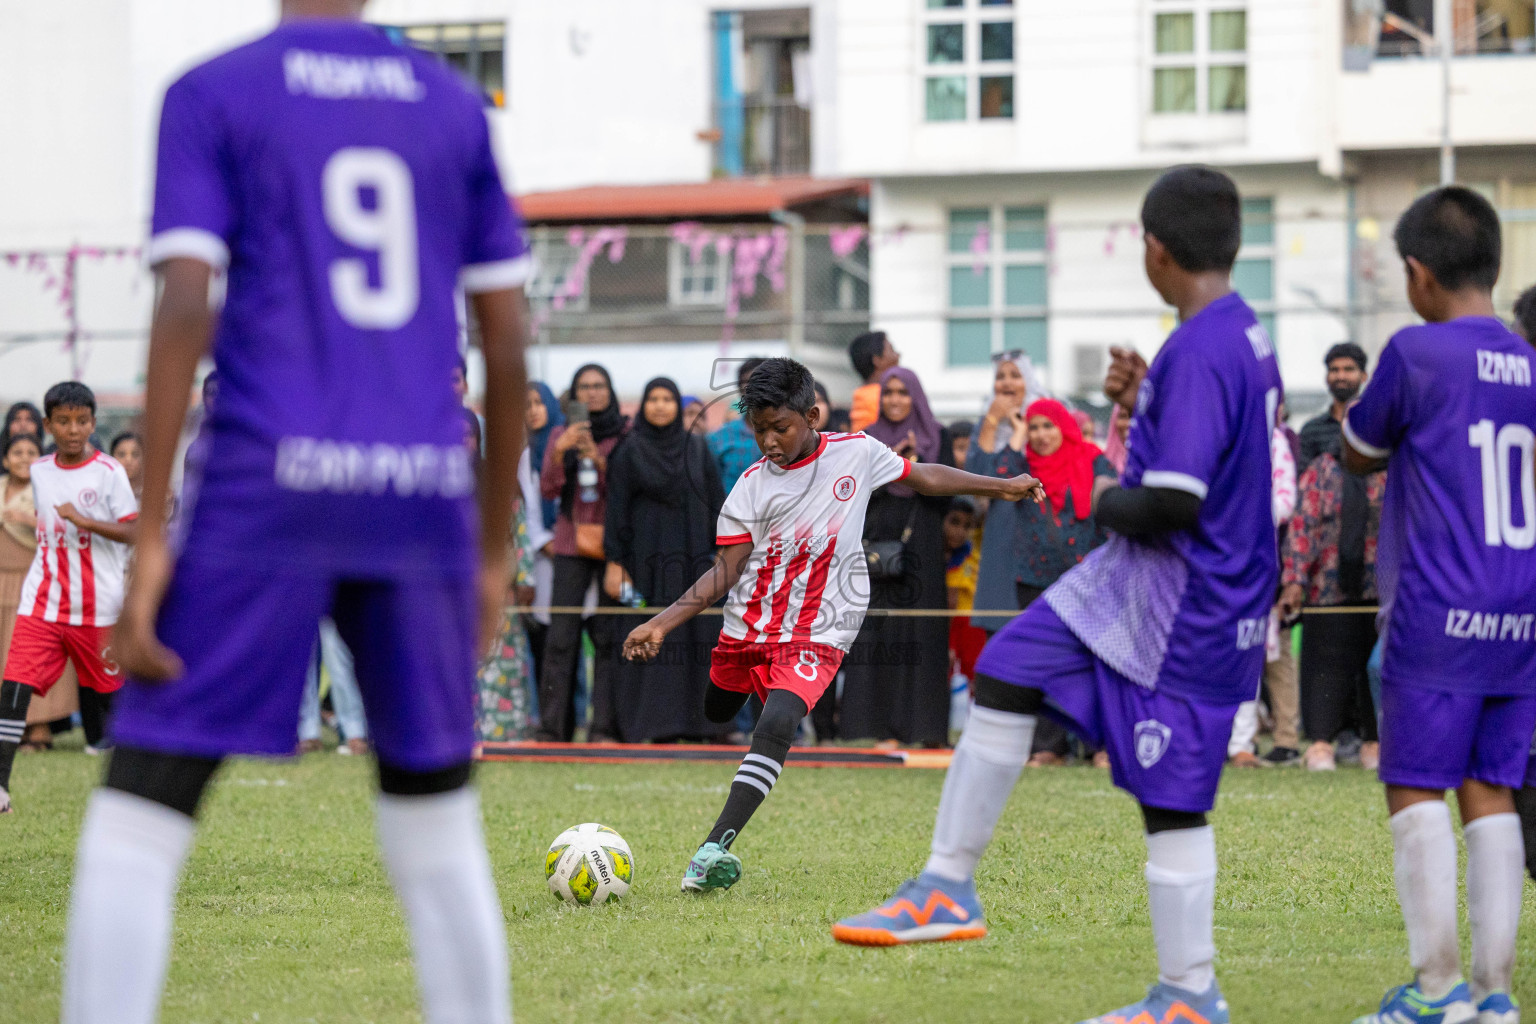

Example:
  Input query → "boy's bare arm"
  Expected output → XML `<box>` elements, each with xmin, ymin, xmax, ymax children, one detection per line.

<box><xmin>55</xmin><ymin>504</ymin><xmax>137</xmax><ymax>545</ymax></box>
<box><xmin>906</xmin><ymin>461</ymin><xmax>1046</xmax><ymax>506</ymax></box>
<box><xmin>622</xmin><ymin>542</ymin><xmax>754</xmax><ymax>661</ymax></box>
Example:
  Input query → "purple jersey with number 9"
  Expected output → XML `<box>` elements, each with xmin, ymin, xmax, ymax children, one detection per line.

<box><xmin>147</xmin><ymin>20</ymin><xmax>530</xmax><ymax>580</ymax></box>
<box><xmin>1346</xmin><ymin>318</ymin><xmax>1536</xmax><ymax>695</ymax></box>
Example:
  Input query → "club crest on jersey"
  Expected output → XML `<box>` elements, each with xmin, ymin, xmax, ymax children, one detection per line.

<box><xmin>77</xmin><ymin>488</ymin><xmax>99</xmax><ymax>508</ymax></box>
<box><xmin>833</xmin><ymin>475</ymin><xmax>856</xmax><ymax>501</ymax></box>
<box><xmin>1133</xmin><ymin>719</ymin><xmax>1172</xmax><ymax>769</ymax></box>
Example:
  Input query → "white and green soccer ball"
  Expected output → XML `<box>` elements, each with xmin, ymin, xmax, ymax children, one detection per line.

<box><xmin>545</xmin><ymin>823</ymin><xmax>634</xmax><ymax>905</ymax></box>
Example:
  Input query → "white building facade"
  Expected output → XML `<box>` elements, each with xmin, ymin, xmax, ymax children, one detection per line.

<box><xmin>1</xmin><ymin>0</ymin><xmax>1534</xmax><ymax>412</ymax></box>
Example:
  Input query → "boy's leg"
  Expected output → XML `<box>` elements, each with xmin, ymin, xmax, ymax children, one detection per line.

<box><xmin>78</xmin><ymin>687</ymin><xmax>114</xmax><ymax>749</ymax></box>
<box><xmin>332</xmin><ymin>578</ymin><xmax>510</xmax><ymax>1024</ymax></box>
<box><xmin>0</xmin><ymin>616</ymin><xmax>71</xmax><ymax>807</ymax></box>
<box><xmin>703</xmin><ymin>688</ymin><xmax>806</xmax><ymax>847</ymax></box>
<box><xmin>1141</xmin><ymin>804</ymin><xmax>1217</xmax><ymax>997</ymax></box>
<box><xmin>61</xmin><ymin>625</ymin><xmax>125</xmax><ymax>752</ymax></box>
<box><xmin>62</xmin><ymin>748</ymin><xmax>221</xmax><ymax>1024</ymax></box>
<box><xmin>319</xmin><ymin>619</ymin><xmax>367</xmax><ymax>744</ymax></box>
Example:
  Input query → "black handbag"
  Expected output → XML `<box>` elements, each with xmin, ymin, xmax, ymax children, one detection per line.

<box><xmin>864</xmin><ymin>503</ymin><xmax>919</xmax><ymax>581</ymax></box>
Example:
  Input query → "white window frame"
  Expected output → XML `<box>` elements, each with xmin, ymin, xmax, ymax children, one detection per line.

<box><xmin>1148</xmin><ymin>0</ymin><xmax>1247</xmax><ymax>116</ymax></box>
<box><xmin>944</xmin><ymin>204</ymin><xmax>1050</xmax><ymax>367</ymax></box>
<box><xmin>667</xmin><ymin>240</ymin><xmax>730</xmax><ymax>308</ymax></box>
<box><xmin>527</xmin><ymin>232</ymin><xmax>588</xmax><ymax>312</ymax></box>
<box><xmin>1235</xmin><ymin>196</ymin><xmax>1276</xmax><ymax>342</ymax></box>
<box><xmin>920</xmin><ymin>0</ymin><xmax>1017</xmax><ymax>123</ymax></box>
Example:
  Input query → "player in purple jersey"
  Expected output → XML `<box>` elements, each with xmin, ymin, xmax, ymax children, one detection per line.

<box><xmin>836</xmin><ymin>168</ymin><xmax>1282</xmax><ymax>1024</ymax></box>
<box><xmin>58</xmin><ymin>3</ymin><xmax>531</xmax><ymax>1024</ymax></box>
<box><xmin>1342</xmin><ymin>188</ymin><xmax>1536</xmax><ymax>1024</ymax></box>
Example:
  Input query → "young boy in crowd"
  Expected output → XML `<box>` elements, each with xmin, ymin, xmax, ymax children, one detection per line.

<box><xmin>1342</xmin><ymin>187</ymin><xmax>1536</xmax><ymax>1024</ymax></box>
<box><xmin>0</xmin><ymin>381</ymin><xmax>139</xmax><ymax>811</ymax></box>
<box><xmin>847</xmin><ymin>330</ymin><xmax>900</xmax><ymax>432</ymax></box>
<box><xmin>835</xmin><ymin>167</ymin><xmax>1281</xmax><ymax>1024</ymax></box>
<box><xmin>57</xmin><ymin>4</ymin><xmax>532</xmax><ymax>1023</ymax></box>
<box><xmin>943</xmin><ymin>497</ymin><xmax>988</xmax><ymax>695</ymax></box>
<box><xmin>622</xmin><ymin>357</ymin><xmax>1044</xmax><ymax>892</ymax></box>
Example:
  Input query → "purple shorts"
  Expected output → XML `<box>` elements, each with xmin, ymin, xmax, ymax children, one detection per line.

<box><xmin>1378</xmin><ymin>680</ymin><xmax>1536</xmax><ymax>791</ymax></box>
<box><xmin>110</xmin><ymin>555</ymin><xmax>477</xmax><ymax>772</ymax></box>
<box><xmin>975</xmin><ymin>601</ymin><xmax>1240</xmax><ymax>813</ymax></box>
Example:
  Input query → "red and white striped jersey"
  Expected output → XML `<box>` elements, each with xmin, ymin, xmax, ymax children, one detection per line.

<box><xmin>717</xmin><ymin>432</ymin><xmax>910</xmax><ymax>652</ymax></box>
<box><xmin>19</xmin><ymin>452</ymin><xmax>139</xmax><ymax>626</ymax></box>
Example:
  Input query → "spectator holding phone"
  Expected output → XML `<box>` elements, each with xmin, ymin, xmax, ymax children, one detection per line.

<box><xmin>537</xmin><ymin>363</ymin><xmax>628</xmax><ymax>742</ymax></box>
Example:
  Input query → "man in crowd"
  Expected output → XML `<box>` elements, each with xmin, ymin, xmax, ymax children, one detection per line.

<box><xmin>707</xmin><ymin>357</ymin><xmax>767</xmax><ymax>494</ymax></box>
<box><xmin>847</xmin><ymin>330</ymin><xmax>899</xmax><ymax>432</ymax></box>
<box><xmin>1298</xmin><ymin>342</ymin><xmax>1369</xmax><ymax>467</ymax></box>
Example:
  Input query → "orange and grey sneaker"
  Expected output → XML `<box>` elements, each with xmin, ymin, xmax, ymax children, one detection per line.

<box><xmin>1078</xmin><ymin>981</ymin><xmax>1230</xmax><ymax>1024</ymax></box>
<box><xmin>831</xmin><ymin>874</ymin><xmax>987</xmax><ymax>946</ymax></box>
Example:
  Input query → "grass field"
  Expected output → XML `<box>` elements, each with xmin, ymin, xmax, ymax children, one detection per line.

<box><xmin>5</xmin><ymin>743</ymin><xmax>1535</xmax><ymax>1024</ymax></box>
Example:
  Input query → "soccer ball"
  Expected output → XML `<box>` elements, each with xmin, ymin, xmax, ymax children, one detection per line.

<box><xmin>545</xmin><ymin>823</ymin><xmax>634</xmax><ymax>905</ymax></box>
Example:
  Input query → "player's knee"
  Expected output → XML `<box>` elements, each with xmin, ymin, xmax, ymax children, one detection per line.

<box><xmin>754</xmin><ymin>691</ymin><xmax>807</xmax><ymax>744</ymax></box>
<box><xmin>972</xmin><ymin>674</ymin><xmax>1045</xmax><ymax>716</ymax></box>
<box><xmin>704</xmin><ymin>685</ymin><xmax>748</xmax><ymax>724</ymax></box>
<box><xmin>377</xmin><ymin>759</ymin><xmax>472</xmax><ymax>796</ymax></box>
<box><xmin>104</xmin><ymin>747</ymin><xmax>223</xmax><ymax>819</ymax></box>
<box><xmin>1140</xmin><ymin>803</ymin><xmax>1208</xmax><ymax>834</ymax></box>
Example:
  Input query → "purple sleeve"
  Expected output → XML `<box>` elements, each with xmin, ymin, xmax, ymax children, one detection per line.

<box><xmin>1344</xmin><ymin>337</ymin><xmax>1408</xmax><ymax>459</ymax></box>
<box><xmin>145</xmin><ymin>77</ymin><xmax>233</xmax><ymax>270</ymax></box>
<box><xmin>458</xmin><ymin>108</ymin><xmax>532</xmax><ymax>294</ymax></box>
<box><xmin>1129</xmin><ymin>347</ymin><xmax>1228</xmax><ymax>500</ymax></box>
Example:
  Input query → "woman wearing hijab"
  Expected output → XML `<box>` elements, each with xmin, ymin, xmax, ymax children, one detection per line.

<box><xmin>537</xmin><ymin>363</ymin><xmax>628</xmax><ymax>742</ymax></box>
<box><xmin>603</xmin><ymin>377</ymin><xmax>728</xmax><ymax>742</ymax></box>
<box><xmin>998</xmin><ymin>397</ymin><xmax>1119</xmax><ymax>764</ymax></box>
<box><xmin>965</xmin><ymin>353</ymin><xmax>1031</xmax><ymax>635</ymax></box>
<box><xmin>523</xmin><ymin>382</ymin><xmax>565</xmax><ymax>681</ymax></box>
<box><xmin>838</xmin><ymin>366</ymin><xmax>956</xmax><ymax>747</ymax></box>
<box><xmin>4</xmin><ymin>402</ymin><xmax>43</xmax><ymax>443</ymax></box>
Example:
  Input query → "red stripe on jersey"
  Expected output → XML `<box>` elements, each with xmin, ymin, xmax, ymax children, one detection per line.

<box><xmin>740</xmin><ymin>459</ymin><xmax>768</xmax><ymax>481</ymax></box>
<box><xmin>794</xmin><ymin>515</ymin><xmax>843</xmax><ymax>638</ymax></box>
<box><xmin>897</xmin><ymin>459</ymin><xmax>912</xmax><ymax>480</ymax></box>
<box><xmin>739</xmin><ymin>533</ymin><xmax>783</xmax><ymax>643</ymax></box>
<box><xmin>716</xmin><ymin>533</ymin><xmax>752</xmax><ymax>547</ymax></box>
<box><xmin>763</xmin><ymin>526</ymin><xmax>814</xmax><ymax>638</ymax></box>
<box><xmin>79</xmin><ymin>540</ymin><xmax>96</xmax><ymax>622</ymax></box>
<box><xmin>24</xmin><ymin>542</ymin><xmax>50</xmax><ymax>618</ymax></box>
<box><xmin>54</xmin><ymin>540</ymin><xmax>71</xmax><ymax>622</ymax></box>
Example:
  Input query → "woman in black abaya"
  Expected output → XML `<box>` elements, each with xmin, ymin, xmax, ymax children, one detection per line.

<box><xmin>603</xmin><ymin>377</ymin><xmax>730</xmax><ymax>742</ymax></box>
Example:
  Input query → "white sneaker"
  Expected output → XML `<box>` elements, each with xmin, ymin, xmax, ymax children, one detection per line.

<box><xmin>0</xmin><ymin>786</ymin><xmax>11</xmax><ymax>813</ymax></box>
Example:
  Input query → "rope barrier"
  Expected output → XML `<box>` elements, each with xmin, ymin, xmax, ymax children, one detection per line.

<box><xmin>505</xmin><ymin>604</ymin><xmax>1380</xmax><ymax>618</ymax></box>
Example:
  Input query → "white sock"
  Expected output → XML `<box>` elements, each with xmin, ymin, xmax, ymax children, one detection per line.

<box><xmin>923</xmin><ymin>705</ymin><xmax>1034</xmax><ymax>883</ymax></box>
<box><xmin>61</xmin><ymin>789</ymin><xmax>196</xmax><ymax>1024</ymax></box>
<box><xmin>1391</xmin><ymin>800</ymin><xmax>1462</xmax><ymax>1000</ymax></box>
<box><xmin>1465</xmin><ymin>812</ymin><xmax>1523</xmax><ymax>1001</ymax></box>
<box><xmin>1145</xmin><ymin>825</ymin><xmax>1218</xmax><ymax>995</ymax></box>
<box><xmin>377</xmin><ymin>788</ymin><xmax>511</xmax><ymax>1024</ymax></box>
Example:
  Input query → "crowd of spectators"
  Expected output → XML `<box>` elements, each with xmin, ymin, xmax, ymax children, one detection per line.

<box><xmin>6</xmin><ymin>282</ymin><xmax>1536</xmax><ymax>758</ymax></box>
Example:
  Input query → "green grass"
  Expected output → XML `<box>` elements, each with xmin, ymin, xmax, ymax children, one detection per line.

<box><xmin>3</xmin><ymin>746</ymin><xmax>1533</xmax><ymax>1023</ymax></box>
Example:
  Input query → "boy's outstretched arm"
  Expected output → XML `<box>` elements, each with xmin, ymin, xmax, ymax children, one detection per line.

<box><xmin>114</xmin><ymin>256</ymin><xmax>216</xmax><ymax>681</ymax></box>
<box><xmin>623</xmin><ymin>542</ymin><xmax>754</xmax><ymax>661</ymax></box>
<box><xmin>905</xmin><ymin>462</ymin><xmax>1047</xmax><ymax>506</ymax></box>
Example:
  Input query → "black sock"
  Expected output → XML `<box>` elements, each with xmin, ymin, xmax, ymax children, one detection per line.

<box><xmin>0</xmin><ymin>680</ymin><xmax>35</xmax><ymax>791</ymax></box>
<box><xmin>79</xmin><ymin>687</ymin><xmax>115</xmax><ymax>747</ymax></box>
<box><xmin>705</xmin><ymin>690</ymin><xmax>805</xmax><ymax>847</ymax></box>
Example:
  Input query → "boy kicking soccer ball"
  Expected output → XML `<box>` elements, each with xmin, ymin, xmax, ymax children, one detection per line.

<box><xmin>1341</xmin><ymin>187</ymin><xmax>1536</xmax><ymax>1024</ymax></box>
<box><xmin>58</xmin><ymin>3</ymin><xmax>532</xmax><ymax>1023</ymax></box>
<box><xmin>0</xmin><ymin>381</ymin><xmax>139</xmax><ymax>812</ymax></box>
<box><xmin>621</xmin><ymin>357</ymin><xmax>1044</xmax><ymax>892</ymax></box>
<box><xmin>836</xmin><ymin>167</ymin><xmax>1282</xmax><ymax>1024</ymax></box>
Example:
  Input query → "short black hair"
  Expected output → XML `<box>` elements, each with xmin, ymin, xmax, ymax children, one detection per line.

<box><xmin>44</xmin><ymin>381</ymin><xmax>96</xmax><ymax>418</ymax></box>
<box><xmin>1324</xmin><ymin>342</ymin><xmax>1368</xmax><ymax>372</ymax></box>
<box><xmin>848</xmin><ymin>331</ymin><xmax>888</xmax><ymax>380</ymax></box>
<box><xmin>1140</xmin><ymin>166</ymin><xmax>1242</xmax><ymax>273</ymax></box>
<box><xmin>1393</xmin><ymin>186</ymin><xmax>1502</xmax><ymax>292</ymax></box>
<box><xmin>736</xmin><ymin>357</ymin><xmax>767</xmax><ymax>391</ymax></box>
<box><xmin>739</xmin><ymin>357</ymin><xmax>816</xmax><ymax>419</ymax></box>
<box><xmin>1514</xmin><ymin>284</ymin><xmax>1536</xmax><ymax>344</ymax></box>
<box><xmin>825</xmin><ymin>407</ymin><xmax>851</xmax><ymax>433</ymax></box>
<box><xmin>947</xmin><ymin>496</ymin><xmax>977</xmax><ymax>517</ymax></box>
<box><xmin>110</xmin><ymin>431</ymin><xmax>140</xmax><ymax>455</ymax></box>
<box><xmin>948</xmin><ymin>418</ymin><xmax>975</xmax><ymax>440</ymax></box>
<box><xmin>2</xmin><ymin>432</ymin><xmax>41</xmax><ymax>460</ymax></box>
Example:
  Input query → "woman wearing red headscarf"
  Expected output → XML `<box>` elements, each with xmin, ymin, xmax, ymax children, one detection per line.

<box><xmin>998</xmin><ymin>398</ymin><xmax>1119</xmax><ymax>764</ymax></box>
